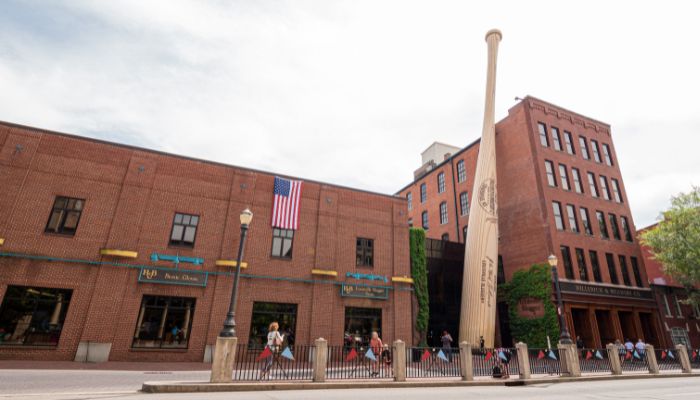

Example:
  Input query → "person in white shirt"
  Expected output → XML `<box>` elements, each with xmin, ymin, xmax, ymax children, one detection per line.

<box><xmin>624</xmin><ymin>338</ymin><xmax>634</xmax><ymax>351</ymax></box>
<box><xmin>635</xmin><ymin>338</ymin><xmax>646</xmax><ymax>355</ymax></box>
<box><xmin>260</xmin><ymin>322</ymin><xmax>284</xmax><ymax>378</ymax></box>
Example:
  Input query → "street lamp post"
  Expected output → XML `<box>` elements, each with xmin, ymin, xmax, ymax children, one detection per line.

<box><xmin>219</xmin><ymin>208</ymin><xmax>253</xmax><ymax>337</ymax></box>
<box><xmin>548</xmin><ymin>254</ymin><xmax>573</xmax><ymax>345</ymax></box>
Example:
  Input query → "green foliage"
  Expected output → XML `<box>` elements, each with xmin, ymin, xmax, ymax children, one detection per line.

<box><xmin>409</xmin><ymin>228</ymin><xmax>429</xmax><ymax>345</ymax></box>
<box><xmin>641</xmin><ymin>186</ymin><xmax>700</xmax><ymax>307</ymax></box>
<box><xmin>501</xmin><ymin>264</ymin><xmax>559</xmax><ymax>348</ymax></box>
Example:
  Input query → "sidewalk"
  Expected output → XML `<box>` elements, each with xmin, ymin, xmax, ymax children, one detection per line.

<box><xmin>0</xmin><ymin>360</ymin><xmax>212</xmax><ymax>371</ymax></box>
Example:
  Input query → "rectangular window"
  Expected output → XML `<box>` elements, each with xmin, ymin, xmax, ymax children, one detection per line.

<box><xmin>538</xmin><ymin>122</ymin><xmax>549</xmax><ymax>147</ymax></box>
<box><xmin>589</xmin><ymin>250</ymin><xmax>603</xmax><ymax>282</ymax></box>
<box><xmin>559</xmin><ymin>164</ymin><xmax>571</xmax><ymax>191</ymax></box>
<box><xmin>580</xmin><ymin>207</ymin><xmax>593</xmax><ymax>235</ymax></box>
<box><xmin>587</xmin><ymin>172</ymin><xmax>599</xmax><ymax>197</ymax></box>
<box><xmin>673</xmin><ymin>295</ymin><xmax>683</xmax><ymax>317</ymax></box>
<box><xmin>553</xmin><ymin>201</ymin><xmax>565</xmax><ymax>231</ymax></box>
<box><xmin>422</xmin><ymin>211</ymin><xmax>428</xmax><ymax>230</ymax></box>
<box><xmin>132</xmin><ymin>295</ymin><xmax>196</xmax><ymax>349</ymax></box>
<box><xmin>561</xmin><ymin>245</ymin><xmax>575</xmax><ymax>280</ymax></box>
<box><xmin>605</xmin><ymin>253</ymin><xmax>619</xmax><ymax>284</ymax></box>
<box><xmin>599</xmin><ymin>175</ymin><xmax>611</xmax><ymax>200</ymax></box>
<box><xmin>457</xmin><ymin>160</ymin><xmax>466</xmax><ymax>183</ymax></box>
<box><xmin>406</xmin><ymin>192</ymin><xmax>412</xmax><ymax>210</ymax></box>
<box><xmin>437</xmin><ymin>172</ymin><xmax>446</xmax><ymax>193</ymax></box>
<box><xmin>609</xmin><ymin>213</ymin><xmax>621</xmax><ymax>240</ymax></box>
<box><xmin>249</xmin><ymin>302</ymin><xmax>297</xmax><ymax>348</ymax></box>
<box><xmin>575</xmin><ymin>248</ymin><xmax>589</xmax><ymax>281</ymax></box>
<box><xmin>621</xmin><ymin>216</ymin><xmax>633</xmax><ymax>242</ymax></box>
<box><xmin>551</xmin><ymin>127</ymin><xmax>562</xmax><ymax>151</ymax></box>
<box><xmin>45</xmin><ymin>196</ymin><xmax>85</xmax><ymax>235</ymax></box>
<box><xmin>564</xmin><ymin>131</ymin><xmax>575</xmax><ymax>154</ymax></box>
<box><xmin>602</xmin><ymin>143</ymin><xmax>613</xmax><ymax>166</ymax></box>
<box><xmin>591</xmin><ymin>139</ymin><xmax>602</xmax><ymax>163</ymax></box>
<box><xmin>545</xmin><ymin>160</ymin><xmax>557</xmax><ymax>187</ymax></box>
<box><xmin>356</xmin><ymin>238</ymin><xmax>374</xmax><ymax>267</ymax></box>
<box><xmin>630</xmin><ymin>256</ymin><xmax>643</xmax><ymax>287</ymax></box>
<box><xmin>271</xmin><ymin>228</ymin><xmax>294</xmax><ymax>259</ymax></box>
<box><xmin>579</xmin><ymin>136</ymin><xmax>590</xmax><ymax>160</ymax></box>
<box><xmin>611</xmin><ymin>178</ymin><xmax>623</xmax><ymax>203</ymax></box>
<box><xmin>441</xmin><ymin>233</ymin><xmax>449</xmax><ymax>241</ymax></box>
<box><xmin>439</xmin><ymin>202</ymin><xmax>448</xmax><ymax>224</ymax></box>
<box><xmin>0</xmin><ymin>286</ymin><xmax>73</xmax><ymax>346</ymax></box>
<box><xmin>420</xmin><ymin>183</ymin><xmax>427</xmax><ymax>203</ymax></box>
<box><xmin>662</xmin><ymin>294</ymin><xmax>672</xmax><ymax>317</ymax></box>
<box><xmin>619</xmin><ymin>255</ymin><xmax>631</xmax><ymax>286</ymax></box>
<box><xmin>459</xmin><ymin>192</ymin><xmax>469</xmax><ymax>216</ymax></box>
<box><xmin>597</xmin><ymin>211</ymin><xmax>609</xmax><ymax>239</ymax></box>
<box><xmin>344</xmin><ymin>307</ymin><xmax>382</xmax><ymax>347</ymax></box>
<box><xmin>170</xmin><ymin>212</ymin><xmax>199</xmax><ymax>247</ymax></box>
<box><xmin>572</xmin><ymin>168</ymin><xmax>584</xmax><ymax>194</ymax></box>
<box><xmin>566</xmin><ymin>204</ymin><xmax>579</xmax><ymax>233</ymax></box>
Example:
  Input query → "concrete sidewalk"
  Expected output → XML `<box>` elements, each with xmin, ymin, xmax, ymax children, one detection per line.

<box><xmin>0</xmin><ymin>360</ymin><xmax>211</xmax><ymax>371</ymax></box>
<box><xmin>142</xmin><ymin>371</ymin><xmax>700</xmax><ymax>393</ymax></box>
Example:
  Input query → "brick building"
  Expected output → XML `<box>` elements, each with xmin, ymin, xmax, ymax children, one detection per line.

<box><xmin>638</xmin><ymin>223</ymin><xmax>700</xmax><ymax>348</ymax></box>
<box><xmin>398</xmin><ymin>96</ymin><xmax>662</xmax><ymax>348</ymax></box>
<box><xmin>0</xmin><ymin>121</ymin><xmax>413</xmax><ymax>362</ymax></box>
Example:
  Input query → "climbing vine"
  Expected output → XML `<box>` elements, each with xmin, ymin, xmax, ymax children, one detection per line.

<box><xmin>409</xmin><ymin>227</ymin><xmax>429</xmax><ymax>346</ymax></box>
<box><xmin>501</xmin><ymin>264</ymin><xmax>559</xmax><ymax>348</ymax></box>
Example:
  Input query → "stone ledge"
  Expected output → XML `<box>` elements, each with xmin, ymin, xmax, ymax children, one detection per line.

<box><xmin>142</xmin><ymin>372</ymin><xmax>700</xmax><ymax>393</ymax></box>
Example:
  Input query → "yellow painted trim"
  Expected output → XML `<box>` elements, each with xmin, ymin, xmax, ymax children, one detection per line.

<box><xmin>311</xmin><ymin>269</ymin><xmax>338</xmax><ymax>277</ymax></box>
<box><xmin>100</xmin><ymin>249</ymin><xmax>138</xmax><ymax>258</ymax></box>
<box><xmin>391</xmin><ymin>276</ymin><xmax>414</xmax><ymax>284</ymax></box>
<box><xmin>0</xmin><ymin>238</ymin><xmax>4</xmax><ymax>246</ymax></box>
<box><xmin>215</xmin><ymin>260</ymin><xmax>248</xmax><ymax>268</ymax></box>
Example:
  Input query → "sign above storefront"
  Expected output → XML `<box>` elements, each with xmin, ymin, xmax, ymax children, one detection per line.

<box><xmin>138</xmin><ymin>267</ymin><xmax>207</xmax><ymax>287</ymax></box>
<box><xmin>340</xmin><ymin>283</ymin><xmax>389</xmax><ymax>300</ymax></box>
<box><xmin>559</xmin><ymin>281</ymin><xmax>653</xmax><ymax>300</ymax></box>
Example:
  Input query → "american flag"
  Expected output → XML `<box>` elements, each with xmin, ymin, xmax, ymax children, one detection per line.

<box><xmin>271</xmin><ymin>176</ymin><xmax>303</xmax><ymax>230</ymax></box>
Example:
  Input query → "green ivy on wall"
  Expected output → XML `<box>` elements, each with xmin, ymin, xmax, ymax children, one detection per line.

<box><xmin>501</xmin><ymin>264</ymin><xmax>559</xmax><ymax>348</ymax></box>
<box><xmin>409</xmin><ymin>228</ymin><xmax>429</xmax><ymax>346</ymax></box>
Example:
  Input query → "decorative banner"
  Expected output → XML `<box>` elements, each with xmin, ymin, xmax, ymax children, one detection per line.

<box><xmin>437</xmin><ymin>350</ymin><xmax>449</xmax><ymax>362</ymax></box>
<box><xmin>595</xmin><ymin>350</ymin><xmax>604</xmax><ymax>360</ymax></box>
<box><xmin>632</xmin><ymin>350</ymin><xmax>641</xmax><ymax>360</ymax></box>
<box><xmin>661</xmin><ymin>350</ymin><xmax>667</xmax><ymax>360</ymax></box>
<box><xmin>498</xmin><ymin>351</ymin><xmax>508</xmax><ymax>361</ymax></box>
<box><xmin>667</xmin><ymin>350</ymin><xmax>675</xmax><ymax>359</ymax></box>
<box><xmin>257</xmin><ymin>346</ymin><xmax>272</xmax><ymax>361</ymax></box>
<box><xmin>484</xmin><ymin>351</ymin><xmax>493</xmax><ymax>362</ymax></box>
<box><xmin>692</xmin><ymin>349</ymin><xmax>698</xmax><ymax>360</ymax></box>
<box><xmin>625</xmin><ymin>350</ymin><xmax>632</xmax><ymax>360</ymax></box>
<box><xmin>548</xmin><ymin>350</ymin><xmax>557</xmax><ymax>360</ymax></box>
<box><xmin>585</xmin><ymin>351</ymin><xmax>592</xmax><ymax>360</ymax></box>
<box><xmin>280</xmin><ymin>347</ymin><xmax>295</xmax><ymax>360</ymax></box>
<box><xmin>365</xmin><ymin>348</ymin><xmax>377</xmax><ymax>362</ymax></box>
<box><xmin>537</xmin><ymin>350</ymin><xmax>545</xmax><ymax>360</ymax></box>
<box><xmin>421</xmin><ymin>349</ymin><xmax>431</xmax><ymax>362</ymax></box>
<box><xmin>345</xmin><ymin>348</ymin><xmax>358</xmax><ymax>362</ymax></box>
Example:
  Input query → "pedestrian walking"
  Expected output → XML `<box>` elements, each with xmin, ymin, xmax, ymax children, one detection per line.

<box><xmin>369</xmin><ymin>331</ymin><xmax>383</xmax><ymax>377</ymax></box>
<box><xmin>259</xmin><ymin>322</ymin><xmax>284</xmax><ymax>379</ymax></box>
<box><xmin>441</xmin><ymin>330</ymin><xmax>453</xmax><ymax>362</ymax></box>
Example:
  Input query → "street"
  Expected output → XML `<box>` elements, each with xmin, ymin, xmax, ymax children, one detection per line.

<box><xmin>1</xmin><ymin>370</ymin><xmax>699</xmax><ymax>400</ymax></box>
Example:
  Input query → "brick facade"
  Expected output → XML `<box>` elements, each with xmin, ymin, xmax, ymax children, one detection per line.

<box><xmin>0</xmin><ymin>121</ymin><xmax>413</xmax><ymax>361</ymax></box>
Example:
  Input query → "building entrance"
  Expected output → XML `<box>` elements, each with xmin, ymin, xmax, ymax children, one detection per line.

<box><xmin>639</xmin><ymin>312</ymin><xmax>660</xmax><ymax>347</ymax></box>
<box><xmin>595</xmin><ymin>310</ymin><xmax>616</xmax><ymax>346</ymax></box>
<box><xmin>571</xmin><ymin>308</ymin><xmax>594</xmax><ymax>347</ymax></box>
<box><xmin>618</xmin><ymin>311</ymin><xmax>637</xmax><ymax>342</ymax></box>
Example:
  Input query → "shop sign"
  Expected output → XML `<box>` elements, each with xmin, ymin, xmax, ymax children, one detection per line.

<box><xmin>138</xmin><ymin>267</ymin><xmax>207</xmax><ymax>287</ymax></box>
<box><xmin>340</xmin><ymin>283</ymin><xmax>389</xmax><ymax>300</ymax></box>
<box><xmin>516</xmin><ymin>297</ymin><xmax>545</xmax><ymax>319</ymax></box>
<box><xmin>559</xmin><ymin>281</ymin><xmax>652</xmax><ymax>300</ymax></box>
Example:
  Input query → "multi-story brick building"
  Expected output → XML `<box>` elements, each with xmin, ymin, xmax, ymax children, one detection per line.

<box><xmin>0</xmin><ymin>121</ymin><xmax>413</xmax><ymax>362</ymax></box>
<box><xmin>398</xmin><ymin>96</ymin><xmax>662</xmax><ymax>348</ymax></box>
<box><xmin>639</xmin><ymin>223</ymin><xmax>700</xmax><ymax>348</ymax></box>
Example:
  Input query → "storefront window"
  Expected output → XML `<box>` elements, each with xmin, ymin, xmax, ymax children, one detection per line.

<box><xmin>0</xmin><ymin>286</ymin><xmax>72</xmax><ymax>346</ymax></box>
<box><xmin>132</xmin><ymin>295</ymin><xmax>195</xmax><ymax>349</ymax></box>
<box><xmin>344</xmin><ymin>307</ymin><xmax>382</xmax><ymax>348</ymax></box>
<box><xmin>249</xmin><ymin>302</ymin><xmax>297</xmax><ymax>349</ymax></box>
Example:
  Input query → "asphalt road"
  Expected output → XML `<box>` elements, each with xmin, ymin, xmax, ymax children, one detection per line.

<box><xmin>0</xmin><ymin>371</ymin><xmax>699</xmax><ymax>400</ymax></box>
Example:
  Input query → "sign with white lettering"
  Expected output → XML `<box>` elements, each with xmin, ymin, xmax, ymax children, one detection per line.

<box><xmin>138</xmin><ymin>268</ymin><xmax>207</xmax><ymax>287</ymax></box>
<box><xmin>340</xmin><ymin>284</ymin><xmax>388</xmax><ymax>300</ymax></box>
<box><xmin>559</xmin><ymin>281</ymin><xmax>652</xmax><ymax>300</ymax></box>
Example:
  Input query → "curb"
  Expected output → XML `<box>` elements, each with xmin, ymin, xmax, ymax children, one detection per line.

<box><xmin>141</xmin><ymin>372</ymin><xmax>700</xmax><ymax>393</ymax></box>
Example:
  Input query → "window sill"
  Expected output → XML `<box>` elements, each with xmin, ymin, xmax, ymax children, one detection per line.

<box><xmin>167</xmin><ymin>244</ymin><xmax>195</xmax><ymax>251</ymax></box>
<box><xmin>43</xmin><ymin>232</ymin><xmax>76</xmax><ymax>238</ymax></box>
<box><xmin>130</xmin><ymin>347</ymin><xmax>190</xmax><ymax>352</ymax></box>
<box><xmin>0</xmin><ymin>344</ymin><xmax>58</xmax><ymax>349</ymax></box>
<box><xmin>270</xmin><ymin>256</ymin><xmax>293</xmax><ymax>262</ymax></box>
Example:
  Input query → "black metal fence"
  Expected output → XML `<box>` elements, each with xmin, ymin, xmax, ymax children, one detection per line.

<box><xmin>232</xmin><ymin>344</ymin><xmax>314</xmax><ymax>381</ymax></box>
<box><xmin>578</xmin><ymin>348</ymin><xmax>612</xmax><ymax>374</ymax></box>
<box><xmin>655</xmin><ymin>348</ymin><xmax>683</xmax><ymax>371</ymax></box>
<box><xmin>326</xmin><ymin>345</ymin><xmax>393</xmax><ymax>379</ymax></box>
<box><xmin>528</xmin><ymin>348</ymin><xmax>561</xmax><ymax>375</ymax></box>
<box><xmin>618</xmin><ymin>348</ymin><xmax>650</xmax><ymax>373</ymax></box>
<box><xmin>406</xmin><ymin>347</ymin><xmax>461</xmax><ymax>378</ymax></box>
<box><xmin>690</xmin><ymin>348</ymin><xmax>700</xmax><ymax>370</ymax></box>
<box><xmin>471</xmin><ymin>348</ymin><xmax>518</xmax><ymax>377</ymax></box>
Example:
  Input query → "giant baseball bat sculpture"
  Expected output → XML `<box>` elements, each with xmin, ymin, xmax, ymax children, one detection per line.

<box><xmin>459</xmin><ymin>29</ymin><xmax>502</xmax><ymax>348</ymax></box>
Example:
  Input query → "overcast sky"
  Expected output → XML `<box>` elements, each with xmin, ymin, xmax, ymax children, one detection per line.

<box><xmin>1</xmin><ymin>0</ymin><xmax>698</xmax><ymax>228</ymax></box>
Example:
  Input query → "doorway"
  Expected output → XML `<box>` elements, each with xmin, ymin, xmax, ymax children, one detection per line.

<box><xmin>618</xmin><ymin>311</ymin><xmax>637</xmax><ymax>342</ymax></box>
<box><xmin>571</xmin><ymin>308</ymin><xmax>594</xmax><ymax>347</ymax></box>
<box><xmin>595</xmin><ymin>310</ymin><xmax>616</xmax><ymax>345</ymax></box>
<box><xmin>639</xmin><ymin>312</ymin><xmax>660</xmax><ymax>347</ymax></box>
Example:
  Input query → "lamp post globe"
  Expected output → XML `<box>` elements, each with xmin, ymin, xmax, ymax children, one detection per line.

<box><xmin>548</xmin><ymin>254</ymin><xmax>573</xmax><ymax>345</ymax></box>
<box><xmin>219</xmin><ymin>208</ymin><xmax>253</xmax><ymax>338</ymax></box>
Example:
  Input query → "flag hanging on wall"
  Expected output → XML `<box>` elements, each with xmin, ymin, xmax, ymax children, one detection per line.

<box><xmin>271</xmin><ymin>176</ymin><xmax>303</xmax><ymax>230</ymax></box>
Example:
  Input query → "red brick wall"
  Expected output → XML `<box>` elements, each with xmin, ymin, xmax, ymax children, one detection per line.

<box><xmin>0</xmin><ymin>121</ymin><xmax>412</xmax><ymax>361</ymax></box>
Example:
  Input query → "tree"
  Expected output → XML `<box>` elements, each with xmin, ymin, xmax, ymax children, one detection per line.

<box><xmin>409</xmin><ymin>228</ymin><xmax>429</xmax><ymax>346</ymax></box>
<box><xmin>641</xmin><ymin>186</ymin><xmax>700</xmax><ymax>307</ymax></box>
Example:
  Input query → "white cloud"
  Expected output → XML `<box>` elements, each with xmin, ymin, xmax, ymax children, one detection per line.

<box><xmin>1</xmin><ymin>0</ymin><xmax>698</xmax><ymax>228</ymax></box>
